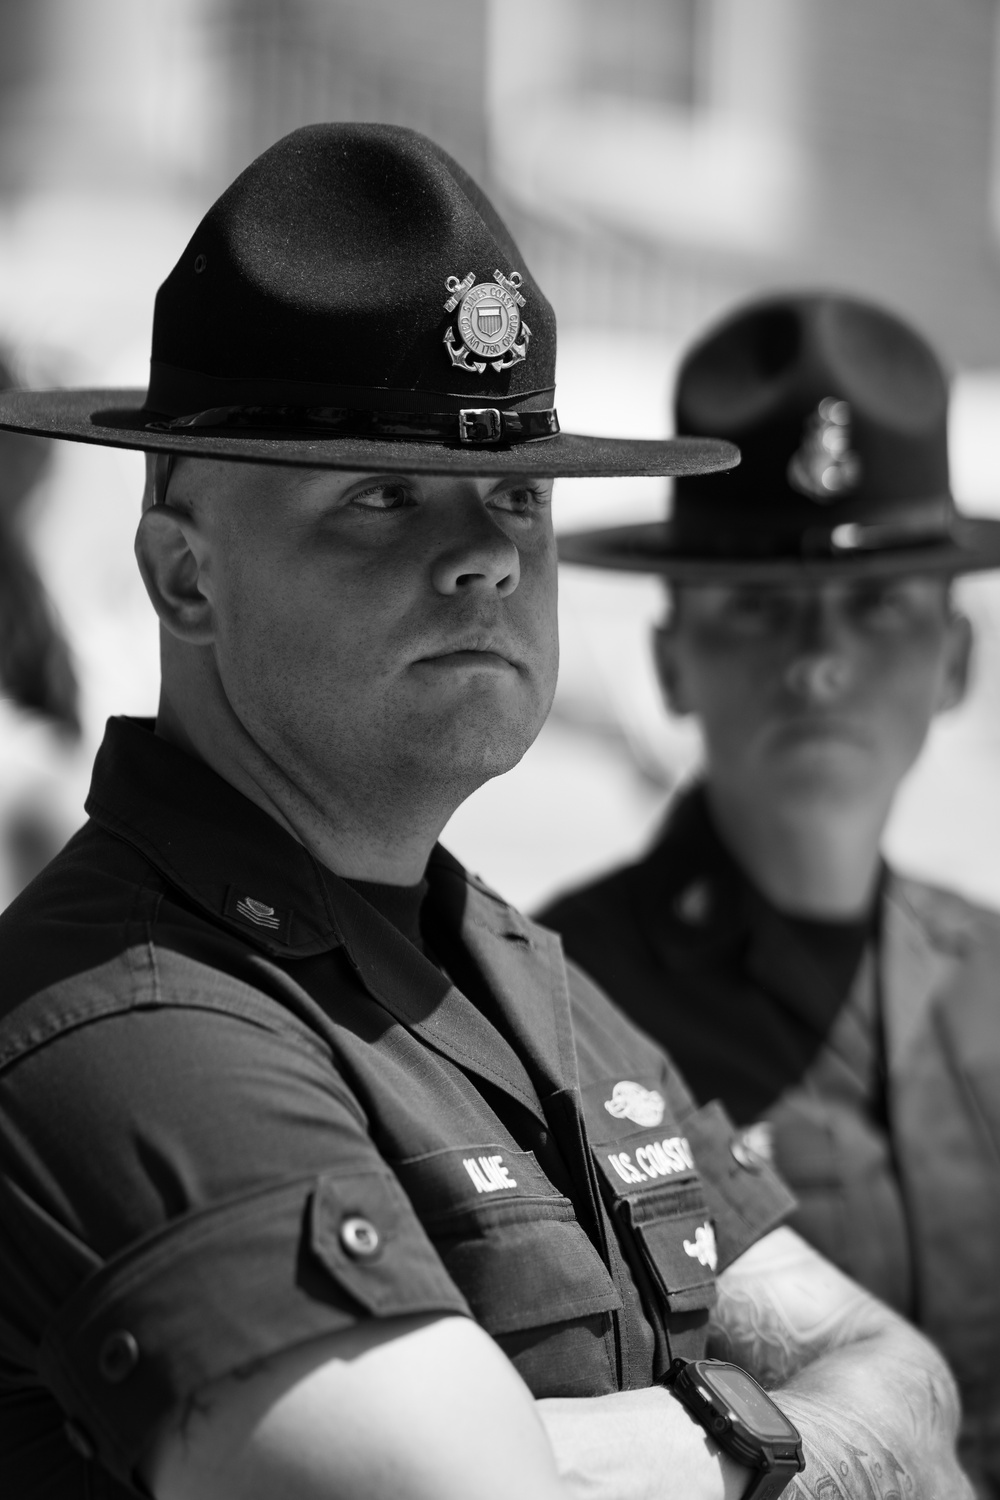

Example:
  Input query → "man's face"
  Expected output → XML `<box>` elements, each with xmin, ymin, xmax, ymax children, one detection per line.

<box><xmin>160</xmin><ymin>461</ymin><xmax>559</xmax><ymax>808</ymax></box>
<box><xmin>655</xmin><ymin>574</ymin><xmax>971</xmax><ymax>815</ymax></box>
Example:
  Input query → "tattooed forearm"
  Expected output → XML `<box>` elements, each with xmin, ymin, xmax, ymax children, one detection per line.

<box><xmin>779</xmin><ymin>1394</ymin><xmax>912</xmax><ymax>1500</ymax></box>
<box><xmin>708</xmin><ymin>1234</ymin><xmax>879</xmax><ymax>1388</ymax></box>
<box><xmin>707</xmin><ymin>1229</ymin><xmax>970</xmax><ymax>1500</ymax></box>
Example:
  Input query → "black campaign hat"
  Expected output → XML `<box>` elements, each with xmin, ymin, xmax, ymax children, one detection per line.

<box><xmin>559</xmin><ymin>292</ymin><xmax>1000</xmax><ymax>578</ymax></box>
<box><xmin>0</xmin><ymin>123</ymin><xmax>735</xmax><ymax>481</ymax></box>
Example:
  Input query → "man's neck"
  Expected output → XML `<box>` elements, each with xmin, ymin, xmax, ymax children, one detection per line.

<box><xmin>154</xmin><ymin>688</ymin><xmax>447</xmax><ymax>885</ymax></box>
<box><xmin>704</xmin><ymin>780</ymin><xmax>886</xmax><ymax>919</ymax></box>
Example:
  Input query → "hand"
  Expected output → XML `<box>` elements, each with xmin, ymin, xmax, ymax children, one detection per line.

<box><xmin>537</xmin><ymin>1384</ymin><xmax>751</xmax><ymax>1500</ymax></box>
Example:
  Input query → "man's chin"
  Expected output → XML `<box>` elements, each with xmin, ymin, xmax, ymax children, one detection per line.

<box><xmin>401</xmin><ymin>688</ymin><xmax>548</xmax><ymax>792</ymax></box>
<box><xmin>765</xmin><ymin>747</ymin><xmax>878</xmax><ymax>804</ymax></box>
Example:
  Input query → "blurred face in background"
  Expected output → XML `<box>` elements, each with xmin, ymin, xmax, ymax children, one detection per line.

<box><xmin>654</xmin><ymin>574</ymin><xmax>972</xmax><ymax>823</ymax></box>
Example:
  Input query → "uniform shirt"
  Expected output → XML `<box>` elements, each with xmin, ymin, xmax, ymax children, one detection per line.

<box><xmin>0</xmin><ymin>720</ymin><xmax>793</xmax><ymax>1500</ymax></box>
<box><xmin>540</xmin><ymin>781</ymin><xmax>1000</xmax><ymax>1499</ymax></box>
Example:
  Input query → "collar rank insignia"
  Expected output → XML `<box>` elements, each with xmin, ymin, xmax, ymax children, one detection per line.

<box><xmin>224</xmin><ymin>885</ymin><xmax>290</xmax><ymax>941</ymax></box>
<box><xmin>787</xmin><ymin>396</ymin><xmax>862</xmax><ymax>502</ymax></box>
<box><xmin>443</xmin><ymin>268</ymin><xmax>531</xmax><ymax>375</ymax></box>
<box><xmin>674</xmin><ymin>879</ymin><xmax>712</xmax><ymax>925</ymax></box>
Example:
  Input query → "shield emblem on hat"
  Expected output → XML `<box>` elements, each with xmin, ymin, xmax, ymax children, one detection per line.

<box><xmin>788</xmin><ymin>396</ymin><xmax>862</xmax><ymax>502</ymax></box>
<box><xmin>474</xmin><ymin>302</ymin><xmax>503</xmax><ymax>338</ymax></box>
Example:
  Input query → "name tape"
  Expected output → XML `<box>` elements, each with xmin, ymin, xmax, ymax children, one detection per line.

<box><xmin>463</xmin><ymin>1153</ymin><xmax>518</xmax><ymax>1194</ymax></box>
<box><xmin>607</xmin><ymin>1135</ymin><xmax>694</xmax><ymax>1186</ymax></box>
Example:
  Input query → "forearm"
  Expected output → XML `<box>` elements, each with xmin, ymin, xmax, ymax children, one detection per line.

<box><xmin>709</xmin><ymin>1229</ymin><xmax>969</xmax><ymax>1500</ymax></box>
<box><xmin>537</xmin><ymin>1386</ymin><xmax>750</xmax><ymax>1500</ymax></box>
<box><xmin>775</xmin><ymin>1335</ymin><xmax>964</xmax><ymax>1500</ymax></box>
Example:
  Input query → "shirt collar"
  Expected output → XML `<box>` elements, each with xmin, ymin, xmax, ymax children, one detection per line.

<box><xmin>87</xmin><ymin>716</ymin><xmax>348</xmax><ymax>956</ymax></box>
<box><xmin>86</xmin><ymin>717</ymin><xmax>577</xmax><ymax>1117</ymax></box>
<box><xmin>86</xmin><ymin>717</ymin><xmax>540</xmax><ymax>968</ymax></box>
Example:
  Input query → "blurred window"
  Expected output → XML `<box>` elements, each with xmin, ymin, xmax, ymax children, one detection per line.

<box><xmin>576</xmin><ymin>0</ymin><xmax>702</xmax><ymax>108</ymax></box>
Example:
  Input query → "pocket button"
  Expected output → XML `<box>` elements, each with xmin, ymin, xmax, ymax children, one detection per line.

<box><xmin>98</xmin><ymin>1330</ymin><xmax>139</xmax><ymax>1382</ymax></box>
<box><xmin>340</xmin><ymin>1215</ymin><xmax>382</xmax><ymax>1259</ymax></box>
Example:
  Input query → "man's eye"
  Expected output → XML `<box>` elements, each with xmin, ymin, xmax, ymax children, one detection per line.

<box><xmin>723</xmin><ymin>596</ymin><xmax>785</xmax><ymax>629</ymax></box>
<box><xmin>349</xmin><ymin>481</ymin><xmax>412</xmax><ymax>510</ymax></box>
<box><xmin>853</xmin><ymin>588</ymin><xmax>908</xmax><ymax>625</ymax></box>
<box><xmin>491</xmin><ymin>484</ymin><xmax>550</xmax><ymax>515</ymax></box>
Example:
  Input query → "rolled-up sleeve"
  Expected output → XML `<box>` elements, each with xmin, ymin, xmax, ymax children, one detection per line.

<box><xmin>0</xmin><ymin>988</ymin><xmax>471</xmax><ymax>1486</ymax></box>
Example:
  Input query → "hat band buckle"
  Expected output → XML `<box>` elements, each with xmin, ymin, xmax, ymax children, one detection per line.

<box><xmin>458</xmin><ymin>408</ymin><xmax>501</xmax><ymax>444</ymax></box>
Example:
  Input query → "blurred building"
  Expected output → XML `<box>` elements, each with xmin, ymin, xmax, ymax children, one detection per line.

<box><xmin>3</xmin><ymin>0</ymin><xmax>999</xmax><ymax>355</ymax></box>
<box><xmin>2</xmin><ymin>0</ymin><xmax>1000</xmax><ymax>909</ymax></box>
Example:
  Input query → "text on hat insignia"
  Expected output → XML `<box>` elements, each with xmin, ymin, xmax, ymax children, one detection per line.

<box><xmin>443</xmin><ymin>269</ymin><xmax>531</xmax><ymax>374</ymax></box>
<box><xmin>604</xmin><ymin>1080</ymin><xmax>666</xmax><ymax>1128</ymax></box>
<box><xmin>787</xmin><ymin>397</ymin><xmax>862</xmax><ymax>501</ymax></box>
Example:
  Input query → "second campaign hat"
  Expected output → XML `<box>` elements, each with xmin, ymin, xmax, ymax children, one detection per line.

<box><xmin>0</xmin><ymin>123</ymin><xmax>736</xmax><ymax>481</ymax></box>
<box><xmin>559</xmin><ymin>292</ymin><xmax>1000</xmax><ymax>579</ymax></box>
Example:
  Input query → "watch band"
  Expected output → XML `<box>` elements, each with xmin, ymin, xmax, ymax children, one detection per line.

<box><xmin>740</xmin><ymin>1461</ymin><xmax>802</xmax><ymax>1500</ymax></box>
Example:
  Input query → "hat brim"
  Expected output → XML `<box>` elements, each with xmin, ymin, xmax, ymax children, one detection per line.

<box><xmin>0</xmin><ymin>389</ymin><xmax>738</xmax><ymax>480</ymax></box>
<box><xmin>558</xmin><ymin>518</ymin><xmax>1000</xmax><ymax>580</ymax></box>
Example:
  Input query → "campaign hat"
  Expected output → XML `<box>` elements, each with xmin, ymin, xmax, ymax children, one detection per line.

<box><xmin>0</xmin><ymin>123</ymin><xmax>735</xmax><ymax>481</ymax></box>
<box><xmin>558</xmin><ymin>292</ymin><xmax>1000</xmax><ymax>579</ymax></box>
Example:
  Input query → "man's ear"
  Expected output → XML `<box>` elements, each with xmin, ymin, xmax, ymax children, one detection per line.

<box><xmin>652</xmin><ymin>622</ymin><xmax>692</xmax><ymax>716</ymax></box>
<box><xmin>936</xmin><ymin>608</ymin><xmax>973</xmax><ymax>715</ymax></box>
<box><xmin>134</xmin><ymin>506</ymin><xmax>216</xmax><ymax>645</ymax></box>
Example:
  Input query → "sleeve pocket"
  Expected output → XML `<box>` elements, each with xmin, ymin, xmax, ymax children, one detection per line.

<box><xmin>309</xmin><ymin>1168</ymin><xmax>472</xmax><ymax>1318</ymax></box>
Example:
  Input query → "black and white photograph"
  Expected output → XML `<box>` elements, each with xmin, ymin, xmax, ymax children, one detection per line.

<box><xmin>1</xmin><ymin>5</ymin><xmax>999</xmax><ymax>1498</ymax></box>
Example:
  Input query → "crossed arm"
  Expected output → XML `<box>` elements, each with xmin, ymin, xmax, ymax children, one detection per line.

<box><xmin>143</xmin><ymin>1228</ymin><xmax>970</xmax><ymax>1500</ymax></box>
<box><xmin>705</xmin><ymin>1226</ymin><xmax>970</xmax><ymax>1500</ymax></box>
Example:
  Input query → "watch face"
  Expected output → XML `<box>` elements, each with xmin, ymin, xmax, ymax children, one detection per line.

<box><xmin>700</xmin><ymin>1366</ymin><xmax>800</xmax><ymax>1441</ymax></box>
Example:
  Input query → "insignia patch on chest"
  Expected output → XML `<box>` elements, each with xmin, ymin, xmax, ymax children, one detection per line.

<box><xmin>604</xmin><ymin>1080</ymin><xmax>666</xmax><ymax>1127</ymax></box>
<box><xmin>683</xmin><ymin>1220</ymin><xmax>718</xmax><ymax>1270</ymax></box>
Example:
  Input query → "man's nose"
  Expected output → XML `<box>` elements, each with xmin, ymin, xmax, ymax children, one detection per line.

<box><xmin>783</xmin><ymin>600</ymin><xmax>852</xmax><ymax>701</ymax></box>
<box><xmin>429</xmin><ymin>510</ymin><xmax>520</xmax><ymax>597</ymax></box>
<box><xmin>783</xmin><ymin>653</ymin><xmax>851</xmax><ymax>701</ymax></box>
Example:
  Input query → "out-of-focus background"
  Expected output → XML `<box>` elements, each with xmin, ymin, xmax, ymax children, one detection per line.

<box><xmin>2</xmin><ymin>0</ymin><xmax>1000</xmax><ymax>911</ymax></box>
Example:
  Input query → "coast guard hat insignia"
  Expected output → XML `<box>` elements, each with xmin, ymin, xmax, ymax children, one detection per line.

<box><xmin>787</xmin><ymin>396</ymin><xmax>862</xmax><ymax>502</ymax></box>
<box><xmin>444</xmin><ymin>268</ymin><xmax>531</xmax><ymax>375</ymax></box>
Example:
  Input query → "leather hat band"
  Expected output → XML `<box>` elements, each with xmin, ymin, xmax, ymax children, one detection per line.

<box><xmin>668</xmin><ymin>494</ymin><xmax>955</xmax><ymax>560</ymax></box>
<box><xmin>145</xmin><ymin>403</ymin><xmax>560</xmax><ymax>448</ymax></box>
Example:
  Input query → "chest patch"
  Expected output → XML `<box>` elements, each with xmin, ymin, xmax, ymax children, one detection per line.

<box><xmin>604</xmin><ymin>1080</ymin><xmax>666</xmax><ymax>1128</ymax></box>
<box><xmin>683</xmin><ymin>1221</ymin><xmax>718</xmax><ymax>1271</ymax></box>
<box><xmin>392</xmin><ymin>1144</ymin><xmax>561</xmax><ymax>1227</ymax></box>
<box><xmin>462</xmin><ymin>1153</ymin><xmax>519</xmax><ymax>1194</ymax></box>
<box><xmin>604</xmin><ymin>1134</ymin><xmax>695</xmax><ymax>1191</ymax></box>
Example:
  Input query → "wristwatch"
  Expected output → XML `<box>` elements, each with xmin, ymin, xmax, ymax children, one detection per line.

<box><xmin>662</xmin><ymin>1357</ymin><xmax>805</xmax><ymax>1500</ymax></box>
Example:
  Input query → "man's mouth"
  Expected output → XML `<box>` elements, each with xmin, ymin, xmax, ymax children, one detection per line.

<box><xmin>770</xmin><ymin>715</ymin><xmax>868</xmax><ymax>747</ymax></box>
<box><xmin>417</xmin><ymin>636</ymin><xmax>519</xmax><ymax>668</ymax></box>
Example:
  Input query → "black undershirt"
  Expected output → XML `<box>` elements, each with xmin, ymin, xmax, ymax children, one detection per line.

<box><xmin>345</xmin><ymin>876</ymin><xmax>429</xmax><ymax>952</ymax></box>
<box><xmin>779</xmin><ymin>905</ymin><xmax>878</xmax><ymax>1006</ymax></box>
